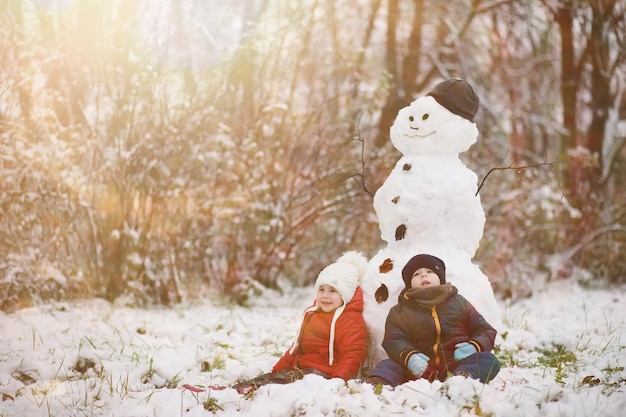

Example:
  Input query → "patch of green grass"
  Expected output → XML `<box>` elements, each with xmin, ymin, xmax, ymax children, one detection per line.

<box><xmin>165</xmin><ymin>373</ymin><xmax>182</xmax><ymax>389</ymax></box>
<box><xmin>602</xmin><ymin>364</ymin><xmax>624</xmax><ymax>377</ymax></box>
<box><xmin>334</xmin><ymin>408</ymin><xmax>359</xmax><ymax>417</ymax></box>
<box><xmin>141</xmin><ymin>358</ymin><xmax>155</xmax><ymax>384</ymax></box>
<box><xmin>460</xmin><ymin>393</ymin><xmax>494</xmax><ymax>417</ymax></box>
<box><xmin>203</xmin><ymin>397</ymin><xmax>224</xmax><ymax>412</ymax></box>
<box><xmin>494</xmin><ymin>346</ymin><xmax>521</xmax><ymax>368</ymax></box>
<box><xmin>201</xmin><ymin>352</ymin><xmax>226</xmax><ymax>372</ymax></box>
<box><xmin>536</xmin><ymin>343</ymin><xmax>577</xmax><ymax>368</ymax></box>
<box><xmin>536</xmin><ymin>343</ymin><xmax>578</xmax><ymax>384</ymax></box>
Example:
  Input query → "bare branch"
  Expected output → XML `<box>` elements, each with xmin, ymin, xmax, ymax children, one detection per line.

<box><xmin>476</xmin><ymin>152</ymin><xmax>567</xmax><ymax>196</ymax></box>
<box><xmin>353</xmin><ymin>111</ymin><xmax>375</xmax><ymax>198</ymax></box>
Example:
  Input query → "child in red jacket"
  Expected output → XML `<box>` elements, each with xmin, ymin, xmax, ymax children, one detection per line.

<box><xmin>365</xmin><ymin>254</ymin><xmax>500</xmax><ymax>386</ymax></box>
<box><xmin>232</xmin><ymin>251</ymin><xmax>369</xmax><ymax>394</ymax></box>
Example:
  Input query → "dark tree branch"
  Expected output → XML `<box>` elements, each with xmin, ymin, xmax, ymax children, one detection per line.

<box><xmin>353</xmin><ymin>111</ymin><xmax>375</xmax><ymax>198</ymax></box>
<box><xmin>476</xmin><ymin>152</ymin><xmax>567</xmax><ymax>196</ymax></box>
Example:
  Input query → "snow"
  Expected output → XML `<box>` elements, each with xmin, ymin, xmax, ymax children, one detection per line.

<box><xmin>0</xmin><ymin>279</ymin><xmax>624</xmax><ymax>417</ymax></box>
<box><xmin>2</xmin><ymin>78</ymin><xmax>622</xmax><ymax>417</ymax></box>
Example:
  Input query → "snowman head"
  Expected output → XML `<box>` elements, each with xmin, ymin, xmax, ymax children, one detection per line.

<box><xmin>390</xmin><ymin>78</ymin><xmax>479</xmax><ymax>156</ymax></box>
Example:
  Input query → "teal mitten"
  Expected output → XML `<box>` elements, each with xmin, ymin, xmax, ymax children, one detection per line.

<box><xmin>407</xmin><ymin>353</ymin><xmax>430</xmax><ymax>377</ymax></box>
<box><xmin>454</xmin><ymin>342</ymin><xmax>478</xmax><ymax>361</ymax></box>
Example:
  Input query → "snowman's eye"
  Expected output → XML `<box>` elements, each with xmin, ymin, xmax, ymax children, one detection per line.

<box><xmin>409</xmin><ymin>116</ymin><xmax>414</xmax><ymax>122</ymax></box>
<box><xmin>422</xmin><ymin>114</ymin><xmax>429</xmax><ymax>120</ymax></box>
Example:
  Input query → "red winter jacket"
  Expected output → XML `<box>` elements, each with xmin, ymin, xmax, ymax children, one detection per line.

<box><xmin>272</xmin><ymin>286</ymin><xmax>367</xmax><ymax>380</ymax></box>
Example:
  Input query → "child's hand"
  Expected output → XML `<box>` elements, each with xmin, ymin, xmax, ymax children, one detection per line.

<box><xmin>454</xmin><ymin>342</ymin><xmax>477</xmax><ymax>360</ymax></box>
<box><xmin>407</xmin><ymin>353</ymin><xmax>429</xmax><ymax>376</ymax></box>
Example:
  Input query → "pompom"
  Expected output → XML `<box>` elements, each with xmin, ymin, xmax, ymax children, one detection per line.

<box><xmin>335</xmin><ymin>251</ymin><xmax>369</xmax><ymax>283</ymax></box>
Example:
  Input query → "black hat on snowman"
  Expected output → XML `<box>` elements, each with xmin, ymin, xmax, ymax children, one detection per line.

<box><xmin>427</xmin><ymin>78</ymin><xmax>479</xmax><ymax>122</ymax></box>
<box><xmin>402</xmin><ymin>254</ymin><xmax>446</xmax><ymax>287</ymax></box>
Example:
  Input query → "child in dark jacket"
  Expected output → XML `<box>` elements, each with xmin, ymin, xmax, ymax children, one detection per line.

<box><xmin>366</xmin><ymin>254</ymin><xmax>500</xmax><ymax>386</ymax></box>
<box><xmin>232</xmin><ymin>251</ymin><xmax>369</xmax><ymax>394</ymax></box>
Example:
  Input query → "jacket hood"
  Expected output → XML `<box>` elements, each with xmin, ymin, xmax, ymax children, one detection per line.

<box><xmin>345</xmin><ymin>286</ymin><xmax>364</xmax><ymax>313</ymax></box>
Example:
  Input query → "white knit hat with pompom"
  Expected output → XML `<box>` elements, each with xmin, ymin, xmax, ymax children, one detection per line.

<box><xmin>315</xmin><ymin>250</ymin><xmax>368</xmax><ymax>304</ymax></box>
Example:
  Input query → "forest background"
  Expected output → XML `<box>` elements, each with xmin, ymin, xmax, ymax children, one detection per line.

<box><xmin>0</xmin><ymin>0</ymin><xmax>624</xmax><ymax>312</ymax></box>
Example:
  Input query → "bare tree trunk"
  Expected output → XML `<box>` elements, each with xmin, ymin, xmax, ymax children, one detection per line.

<box><xmin>401</xmin><ymin>0</ymin><xmax>424</xmax><ymax>100</ymax></box>
<box><xmin>376</xmin><ymin>0</ymin><xmax>401</xmax><ymax>147</ymax></box>
<box><xmin>567</xmin><ymin>0</ymin><xmax>618</xmax><ymax>258</ymax></box>
<box><xmin>586</xmin><ymin>0</ymin><xmax>614</xmax><ymax>161</ymax></box>
<box><xmin>554</xmin><ymin>1</ymin><xmax>577</xmax><ymax>158</ymax></box>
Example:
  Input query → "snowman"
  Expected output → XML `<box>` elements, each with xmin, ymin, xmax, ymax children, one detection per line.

<box><xmin>361</xmin><ymin>78</ymin><xmax>502</xmax><ymax>365</ymax></box>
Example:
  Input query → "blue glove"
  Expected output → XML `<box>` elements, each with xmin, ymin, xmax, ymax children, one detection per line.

<box><xmin>454</xmin><ymin>342</ymin><xmax>478</xmax><ymax>361</ymax></box>
<box><xmin>407</xmin><ymin>353</ymin><xmax>430</xmax><ymax>377</ymax></box>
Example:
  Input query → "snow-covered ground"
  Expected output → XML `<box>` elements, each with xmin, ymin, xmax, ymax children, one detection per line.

<box><xmin>1</xmin><ymin>279</ymin><xmax>624</xmax><ymax>417</ymax></box>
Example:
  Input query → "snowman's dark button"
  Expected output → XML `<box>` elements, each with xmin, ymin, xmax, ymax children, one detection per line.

<box><xmin>395</xmin><ymin>224</ymin><xmax>407</xmax><ymax>240</ymax></box>
<box><xmin>379</xmin><ymin>258</ymin><xmax>393</xmax><ymax>273</ymax></box>
<box><xmin>392</xmin><ymin>196</ymin><xmax>399</xmax><ymax>204</ymax></box>
<box><xmin>375</xmin><ymin>284</ymin><xmax>389</xmax><ymax>303</ymax></box>
<box><xmin>403</xmin><ymin>163</ymin><xmax>411</xmax><ymax>171</ymax></box>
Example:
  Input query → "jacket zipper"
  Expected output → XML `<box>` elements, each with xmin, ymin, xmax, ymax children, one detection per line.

<box><xmin>431</xmin><ymin>307</ymin><xmax>442</xmax><ymax>364</ymax></box>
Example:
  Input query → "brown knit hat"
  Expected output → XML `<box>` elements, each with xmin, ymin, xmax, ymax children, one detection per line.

<box><xmin>427</xmin><ymin>78</ymin><xmax>479</xmax><ymax>122</ymax></box>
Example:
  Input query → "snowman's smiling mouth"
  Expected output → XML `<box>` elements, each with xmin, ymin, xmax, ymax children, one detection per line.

<box><xmin>404</xmin><ymin>130</ymin><xmax>435</xmax><ymax>138</ymax></box>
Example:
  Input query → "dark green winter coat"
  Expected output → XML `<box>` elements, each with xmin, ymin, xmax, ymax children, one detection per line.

<box><xmin>382</xmin><ymin>283</ymin><xmax>497</xmax><ymax>373</ymax></box>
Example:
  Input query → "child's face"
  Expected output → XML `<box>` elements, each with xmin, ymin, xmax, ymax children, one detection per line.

<box><xmin>316</xmin><ymin>285</ymin><xmax>344</xmax><ymax>313</ymax></box>
<box><xmin>410</xmin><ymin>267</ymin><xmax>441</xmax><ymax>288</ymax></box>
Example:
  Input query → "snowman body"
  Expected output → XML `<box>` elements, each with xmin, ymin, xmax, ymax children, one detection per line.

<box><xmin>362</xmin><ymin>93</ymin><xmax>502</xmax><ymax>365</ymax></box>
<box><xmin>373</xmin><ymin>153</ymin><xmax>485</xmax><ymax>255</ymax></box>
